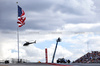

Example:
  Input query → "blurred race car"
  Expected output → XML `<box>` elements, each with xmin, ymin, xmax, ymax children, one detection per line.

<box><xmin>57</xmin><ymin>58</ymin><xmax>67</xmax><ymax>63</ymax></box>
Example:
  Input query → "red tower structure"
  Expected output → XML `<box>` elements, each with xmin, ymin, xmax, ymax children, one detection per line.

<box><xmin>45</xmin><ymin>48</ymin><xmax>48</xmax><ymax>63</ymax></box>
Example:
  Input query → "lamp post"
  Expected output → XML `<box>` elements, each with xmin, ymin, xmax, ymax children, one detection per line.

<box><xmin>52</xmin><ymin>37</ymin><xmax>61</xmax><ymax>63</ymax></box>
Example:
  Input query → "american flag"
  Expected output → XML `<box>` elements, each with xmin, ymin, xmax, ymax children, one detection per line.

<box><xmin>17</xmin><ymin>5</ymin><xmax>26</xmax><ymax>27</ymax></box>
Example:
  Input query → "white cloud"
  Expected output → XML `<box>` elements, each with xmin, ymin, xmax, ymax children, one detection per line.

<box><xmin>0</xmin><ymin>29</ymin><xmax>100</xmax><ymax>62</ymax></box>
<box><xmin>61</xmin><ymin>23</ymin><xmax>100</xmax><ymax>32</ymax></box>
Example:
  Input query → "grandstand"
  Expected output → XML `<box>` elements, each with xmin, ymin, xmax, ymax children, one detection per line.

<box><xmin>74</xmin><ymin>51</ymin><xmax>100</xmax><ymax>63</ymax></box>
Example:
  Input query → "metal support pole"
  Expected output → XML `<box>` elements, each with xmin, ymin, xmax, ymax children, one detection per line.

<box><xmin>52</xmin><ymin>41</ymin><xmax>58</xmax><ymax>63</ymax></box>
<box><xmin>16</xmin><ymin>2</ymin><xmax>19</xmax><ymax>63</ymax></box>
<box><xmin>17</xmin><ymin>27</ymin><xmax>19</xmax><ymax>63</ymax></box>
<box><xmin>52</xmin><ymin>37</ymin><xmax>61</xmax><ymax>63</ymax></box>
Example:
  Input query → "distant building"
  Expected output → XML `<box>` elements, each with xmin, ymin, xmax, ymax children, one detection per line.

<box><xmin>11</xmin><ymin>58</ymin><xmax>29</xmax><ymax>63</ymax></box>
<box><xmin>0</xmin><ymin>60</ymin><xmax>5</xmax><ymax>64</ymax></box>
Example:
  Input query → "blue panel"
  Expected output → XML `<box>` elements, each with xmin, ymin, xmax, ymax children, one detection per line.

<box><xmin>18</xmin><ymin>5</ymin><xmax>22</xmax><ymax>17</ymax></box>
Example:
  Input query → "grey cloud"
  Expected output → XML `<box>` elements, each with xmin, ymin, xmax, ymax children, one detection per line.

<box><xmin>53</xmin><ymin>4</ymin><xmax>82</xmax><ymax>15</ymax></box>
<box><xmin>23</xmin><ymin>0</ymin><xmax>52</xmax><ymax>12</ymax></box>
<box><xmin>52</xmin><ymin>0</ymin><xmax>95</xmax><ymax>15</ymax></box>
<box><xmin>64</xmin><ymin>16</ymin><xmax>98</xmax><ymax>24</ymax></box>
<box><xmin>0</xmin><ymin>0</ymin><xmax>57</xmax><ymax>31</ymax></box>
<box><xmin>0</xmin><ymin>0</ymin><xmax>99</xmax><ymax>31</ymax></box>
<box><xmin>24</xmin><ymin>19</ymin><xmax>65</xmax><ymax>30</ymax></box>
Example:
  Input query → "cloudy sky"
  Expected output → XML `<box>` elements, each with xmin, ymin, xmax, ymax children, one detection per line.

<box><xmin>0</xmin><ymin>0</ymin><xmax>100</xmax><ymax>63</ymax></box>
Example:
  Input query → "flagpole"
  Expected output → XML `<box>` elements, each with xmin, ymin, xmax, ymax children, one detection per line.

<box><xmin>16</xmin><ymin>2</ymin><xmax>19</xmax><ymax>63</ymax></box>
<box><xmin>17</xmin><ymin>27</ymin><xmax>19</xmax><ymax>63</ymax></box>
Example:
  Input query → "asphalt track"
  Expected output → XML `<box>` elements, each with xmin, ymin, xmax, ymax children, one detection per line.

<box><xmin>0</xmin><ymin>63</ymin><xmax>100</xmax><ymax>66</ymax></box>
